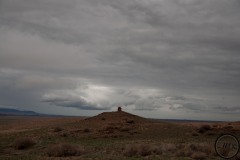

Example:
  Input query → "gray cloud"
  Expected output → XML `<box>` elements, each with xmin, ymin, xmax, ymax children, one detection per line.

<box><xmin>41</xmin><ymin>86</ymin><xmax>166</xmax><ymax>111</ymax></box>
<box><xmin>213</xmin><ymin>106</ymin><xmax>240</xmax><ymax>113</ymax></box>
<box><xmin>0</xmin><ymin>0</ymin><xmax>240</xmax><ymax>120</ymax></box>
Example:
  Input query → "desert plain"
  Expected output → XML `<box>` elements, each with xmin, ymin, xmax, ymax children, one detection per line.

<box><xmin>0</xmin><ymin>111</ymin><xmax>240</xmax><ymax>160</ymax></box>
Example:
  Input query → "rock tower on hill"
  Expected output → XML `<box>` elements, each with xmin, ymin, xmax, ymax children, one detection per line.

<box><xmin>117</xmin><ymin>106</ymin><xmax>122</xmax><ymax>112</ymax></box>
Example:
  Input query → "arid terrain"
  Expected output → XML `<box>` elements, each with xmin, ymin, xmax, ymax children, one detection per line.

<box><xmin>0</xmin><ymin>111</ymin><xmax>239</xmax><ymax>160</ymax></box>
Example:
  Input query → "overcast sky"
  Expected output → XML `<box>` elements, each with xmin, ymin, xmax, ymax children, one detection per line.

<box><xmin>0</xmin><ymin>0</ymin><xmax>240</xmax><ymax>121</ymax></box>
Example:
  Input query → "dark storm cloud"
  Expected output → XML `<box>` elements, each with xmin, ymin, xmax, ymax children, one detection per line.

<box><xmin>42</xmin><ymin>96</ymin><xmax>109</xmax><ymax>111</ymax></box>
<box><xmin>0</xmin><ymin>0</ymin><xmax>240</xmax><ymax>120</ymax></box>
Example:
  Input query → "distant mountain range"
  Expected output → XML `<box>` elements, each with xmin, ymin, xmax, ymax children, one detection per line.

<box><xmin>0</xmin><ymin>108</ymin><xmax>40</xmax><ymax>116</ymax></box>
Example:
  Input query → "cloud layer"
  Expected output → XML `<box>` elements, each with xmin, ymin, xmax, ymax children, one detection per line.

<box><xmin>0</xmin><ymin>0</ymin><xmax>240</xmax><ymax>120</ymax></box>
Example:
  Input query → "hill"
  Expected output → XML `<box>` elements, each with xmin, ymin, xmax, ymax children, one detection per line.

<box><xmin>85</xmin><ymin>110</ymin><xmax>146</xmax><ymax>123</ymax></box>
<box><xmin>77</xmin><ymin>110</ymin><xmax>157</xmax><ymax>139</ymax></box>
<box><xmin>0</xmin><ymin>108</ymin><xmax>39</xmax><ymax>116</ymax></box>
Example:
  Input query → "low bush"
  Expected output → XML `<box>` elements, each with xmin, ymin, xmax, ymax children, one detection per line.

<box><xmin>14</xmin><ymin>137</ymin><xmax>36</xmax><ymax>150</ymax></box>
<box><xmin>53</xmin><ymin>127</ymin><xmax>63</xmax><ymax>132</ymax></box>
<box><xmin>162</xmin><ymin>143</ymin><xmax>176</xmax><ymax>153</ymax></box>
<box><xmin>83</xmin><ymin>128</ymin><xmax>90</xmax><ymax>133</ymax></box>
<box><xmin>46</xmin><ymin>143</ymin><xmax>85</xmax><ymax>157</ymax></box>
<box><xmin>191</xmin><ymin>132</ymin><xmax>199</xmax><ymax>136</ymax></box>
<box><xmin>234</xmin><ymin>155</ymin><xmax>240</xmax><ymax>160</ymax></box>
<box><xmin>177</xmin><ymin>143</ymin><xmax>213</xmax><ymax>159</ymax></box>
<box><xmin>207</xmin><ymin>131</ymin><xmax>216</xmax><ymax>136</ymax></box>
<box><xmin>123</xmin><ymin>144</ymin><xmax>139</xmax><ymax>157</ymax></box>
<box><xmin>198</xmin><ymin>124</ymin><xmax>211</xmax><ymax>133</ymax></box>
<box><xmin>126</xmin><ymin>120</ymin><xmax>134</xmax><ymax>124</ymax></box>
<box><xmin>191</xmin><ymin>152</ymin><xmax>207</xmax><ymax>160</ymax></box>
<box><xmin>123</xmin><ymin>144</ymin><xmax>153</xmax><ymax>157</ymax></box>
<box><xmin>119</xmin><ymin>127</ymin><xmax>130</xmax><ymax>132</ymax></box>
<box><xmin>223</xmin><ymin>125</ymin><xmax>233</xmax><ymax>129</ymax></box>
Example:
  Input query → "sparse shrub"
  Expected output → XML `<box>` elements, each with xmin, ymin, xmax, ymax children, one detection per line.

<box><xmin>46</xmin><ymin>143</ymin><xmax>85</xmax><ymax>157</ymax></box>
<box><xmin>101</xmin><ymin>117</ymin><xmax>106</xmax><ymax>120</ymax></box>
<box><xmin>180</xmin><ymin>147</ymin><xmax>193</xmax><ymax>157</ymax></box>
<box><xmin>198</xmin><ymin>143</ymin><xmax>212</xmax><ymax>155</ymax></box>
<box><xmin>53</xmin><ymin>127</ymin><xmax>63</xmax><ymax>132</ymax></box>
<box><xmin>223</xmin><ymin>125</ymin><xmax>233</xmax><ymax>130</ymax></box>
<box><xmin>104</xmin><ymin>125</ymin><xmax>115</xmax><ymax>130</ymax></box>
<box><xmin>176</xmin><ymin>150</ymin><xmax>186</xmax><ymax>157</ymax></box>
<box><xmin>123</xmin><ymin>142</ymin><xmax>214</xmax><ymax>159</ymax></box>
<box><xmin>14</xmin><ymin>137</ymin><xmax>36</xmax><ymax>150</ymax></box>
<box><xmin>234</xmin><ymin>155</ymin><xmax>240</xmax><ymax>160</ymax></box>
<box><xmin>103</xmin><ymin>124</ymin><xmax>120</xmax><ymax>131</ymax></box>
<box><xmin>101</xmin><ymin>125</ymin><xmax>121</xmax><ymax>134</ymax></box>
<box><xmin>61</xmin><ymin>132</ymin><xmax>68</xmax><ymax>137</ymax></box>
<box><xmin>105</xmin><ymin>130</ymin><xmax>114</xmax><ymax>134</ymax></box>
<box><xmin>189</xmin><ymin>144</ymin><xmax>198</xmax><ymax>151</ymax></box>
<box><xmin>151</xmin><ymin>145</ymin><xmax>162</xmax><ymax>155</ymax></box>
<box><xmin>112</xmin><ymin>133</ymin><xmax>123</xmax><ymax>138</ymax></box>
<box><xmin>176</xmin><ymin>143</ymin><xmax>186</xmax><ymax>150</ymax></box>
<box><xmin>176</xmin><ymin>143</ymin><xmax>213</xmax><ymax>158</ymax></box>
<box><xmin>120</xmin><ymin>127</ymin><xmax>130</xmax><ymax>132</ymax></box>
<box><xmin>191</xmin><ymin>152</ymin><xmax>207</xmax><ymax>160</ymax></box>
<box><xmin>137</xmin><ymin>144</ymin><xmax>152</xmax><ymax>156</ymax></box>
<box><xmin>123</xmin><ymin>144</ymin><xmax>139</xmax><ymax>157</ymax></box>
<box><xmin>201</xmin><ymin>124</ymin><xmax>211</xmax><ymax>130</ymax></box>
<box><xmin>162</xmin><ymin>143</ymin><xmax>176</xmax><ymax>153</ymax></box>
<box><xmin>123</xmin><ymin>144</ymin><xmax>163</xmax><ymax>157</ymax></box>
<box><xmin>83</xmin><ymin>128</ymin><xmax>90</xmax><ymax>133</ymax></box>
<box><xmin>126</xmin><ymin>120</ymin><xmax>134</xmax><ymax>124</ymax></box>
<box><xmin>198</xmin><ymin>124</ymin><xmax>211</xmax><ymax>133</ymax></box>
<box><xmin>198</xmin><ymin>128</ymin><xmax>205</xmax><ymax>133</ymax></box>
<box><xmin>192</xmin><ymin>132</ymin><xmax>199</xmax><ymax>136</ymax></box>
<box><xmin>207</xmin><ymin>131</ymin><xmax>215</xmax><ymax>136</ymax></box>
<box><xmin>103</xmin><ymin>126</ymin><xmax>114</xmax><ymax>134</ymax></box>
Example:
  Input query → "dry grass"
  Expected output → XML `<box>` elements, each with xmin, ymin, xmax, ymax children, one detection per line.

<box><xmin>0</xmin><ymin>116</ymin><xmax>82</xmax><ymax>133</ymax></box>
<box><xmin>46</xmin><ymin>143</ymin><xmax>85</xmax><ymax>157</ymax></box>
<box><xmin>223</xmin><ymin>125</ymin><xmax>234</xmax><ymax>130</ymax></box>
<box><xmin>191</xmin><ymin>152</ymin><xmax>207</xmax><ymax>160</ymax></box>
<box><xmin>13</xmin><ymin>137</ymin><xmax>36</xmax><ymax>150</ymax></box>
<box><xmin>123</xmin><ymin>144</ymin><xmax>162</xmax><ymax>157</ymax></box>
<box><xmin>176</xmin><ymin>143</ymin><xmax>214</xmax><ymax>159</ymax></box>
<box><xmin>123</xmin><ymin>142</ymin><xmax>214</xmax><ymax>159</ymax></box>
